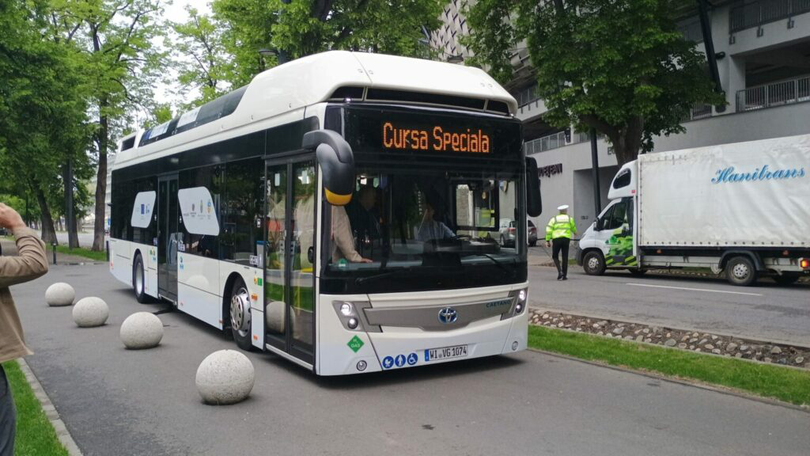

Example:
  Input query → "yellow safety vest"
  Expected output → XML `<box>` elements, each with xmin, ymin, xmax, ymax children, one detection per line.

<box><xmin>546</xmin><ymin>214</ymin><xmax>577</xmax><ymax>240</ymax></box>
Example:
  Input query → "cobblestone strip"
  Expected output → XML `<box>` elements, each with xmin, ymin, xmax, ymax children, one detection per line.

<box><xmin>16</xmin><ymin>358</ymin><xmax>82</xmax><ymax>456</ymax></box>
<box><xmin>529</xmin><ymin>308</ymin><xmax>809</xmax><ymax>369</ymax></box>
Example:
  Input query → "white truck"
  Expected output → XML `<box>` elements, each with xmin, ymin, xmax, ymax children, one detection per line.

<box><xmin>576</xmin><ymin>134</ymin><xmax>810</xmax><ymax>286</ymax></box>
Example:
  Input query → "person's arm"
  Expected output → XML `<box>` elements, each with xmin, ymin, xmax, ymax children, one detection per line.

<box><xmin>440</xmin><ymin>222</ymin><xmax>455</xmax><ymax>239</ymax></box>
<box><xmin>332</xmin><ymin>206</ymin><xmax>370</xmax><ymax>263</ymax></box>
<box><xmin>545</xmin><ymin>217</ymin><xmax>555</xmax><ymax>242</ymax></box>
<box><xmin>570</xmin><ymin>217</ymin><xmax>577</xmax><ymax>236</ymax></box>
<box><xmin>0</xmin><ymin>203</ymin><xmax>48</xmax><ymax>288</ymax></box>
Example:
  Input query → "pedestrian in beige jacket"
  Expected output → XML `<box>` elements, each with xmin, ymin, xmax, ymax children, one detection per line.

<box><xmin>0</xmin><ymin>203</ymin><xmax>49</xmax><ymax>456</ymax></box>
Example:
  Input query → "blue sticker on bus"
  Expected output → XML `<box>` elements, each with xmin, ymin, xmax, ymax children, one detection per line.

<box><xmin>395</xmin><ymin>354</ymin><xmax>406</xmax><ymax>367</ymax></box>
<box><xmin>407</xmin><ymin>353</ymin><xmax>418</xmax><ymax>366</ymax></box>
<box><xmin>382</xmin><ymin>356</ymin><xmax>394</xmax><ymax>369</ymax></box>
<box><xmin>424</xmin><ymin>350</ymin><xmax>430</xmax><ymax>361</ymax></box>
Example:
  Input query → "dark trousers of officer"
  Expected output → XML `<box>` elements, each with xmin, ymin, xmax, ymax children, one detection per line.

<box><xmin>552</xmin><ymin>237</ymin><xmax>571</xmax><ymax>278</ymax></box>
<box><xmin>0</xmin><ymin>365</ymin><xmax>15</xmax><ymax>456</ymax></box>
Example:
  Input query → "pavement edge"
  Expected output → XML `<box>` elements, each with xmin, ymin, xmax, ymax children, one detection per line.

<box><xmin>16</xmin><ymin>358</ymin><xmax>83</xmax><ymax>456</ymax></box>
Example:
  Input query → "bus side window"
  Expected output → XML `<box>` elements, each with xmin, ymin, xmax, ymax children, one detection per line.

<box><xmin>221</xmin><ymin>158</ymin><xmax>264</xmax><ymax>266</ymax></box>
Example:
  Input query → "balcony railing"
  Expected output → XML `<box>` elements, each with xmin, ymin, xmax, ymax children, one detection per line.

<box><xmin>684</xmin><ymin>103</ymin><xmax>713</xmax><ymax>121</ymax></box>
<box><xmin>735</xmin><ymin>76</ymin><xmax>810</xmax><ymax>112</ymax></box>
<box><xmin>730</xmin><ymin>0</ymin><xmax>810</xmax><ymax>33</ymax></box>
<box><xmin>524</xmin><ymin>130</ymin><xmax>593</xmax><ymax>154</ymax></box>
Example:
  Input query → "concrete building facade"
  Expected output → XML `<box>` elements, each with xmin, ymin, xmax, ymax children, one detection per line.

<box><xmin>431</xmin><ymin>0</ymin><xmax>810</xmax><ymax>233</ymax></box>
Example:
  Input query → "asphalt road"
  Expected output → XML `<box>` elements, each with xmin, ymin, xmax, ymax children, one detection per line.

<box><xmin>11</xmin><ymin>264</ymin><xmax>809</xmax><ymax>456</ymax></box>
<box><xmin>528</xmin><ymin>264</ymin><xmax>810</xmax><ymax>347</ymax></box>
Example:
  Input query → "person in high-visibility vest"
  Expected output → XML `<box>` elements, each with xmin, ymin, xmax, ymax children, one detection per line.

<box><xmin>545</xmin><ymin>205</ymin><xmax>577</xmax><ymax>280</ymax></box>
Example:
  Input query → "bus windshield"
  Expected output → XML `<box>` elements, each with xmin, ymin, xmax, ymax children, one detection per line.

<box><xmin>323</xmin><ymin>164</ymin><xmax>525</xmax><ymax>292</ymax></box>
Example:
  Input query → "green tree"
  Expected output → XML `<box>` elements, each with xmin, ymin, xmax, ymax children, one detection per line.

<box><xmin>0</xmin><ymin>0</ymin><xmax>92</xmax><ymax>244</ymax></box>
<box><xmin>48</xmin><ymin>0</ymin><xmax>166</xmax><ymax>251</ymax></box>
<box><xmin>171</xmin><ymin>5</ymin><xmax>234</xmax><ymax>106</ymax></box>
<box><xmin>464</xmin><ymin>0</ymin><xmax>724</xmax><ymax>165</ymax></box>
<box><xmin>211</xmin><ymin>0</ymin><xmax>443</xmax><ymax>85</ymax></box>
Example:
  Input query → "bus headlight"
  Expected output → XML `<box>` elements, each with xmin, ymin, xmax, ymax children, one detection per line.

<box><xmin>340</xmin><ymin>302</ymin><xmax>354</xmax><ymax>316</ymax></box>
<box><xmin>515</xmin><ymin>288</ymin><xmax>527</xmax><ymax>314</ymax></box>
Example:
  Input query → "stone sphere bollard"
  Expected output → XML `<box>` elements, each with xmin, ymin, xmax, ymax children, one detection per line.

<box><xmin>120</xmin><ymin>312</ymin><xmax>164</xmax><ymax>349</ymax></box>
<box><xmin>72</xmin><ymin>297</ymin><xmax>109</xmax><ymax>327</ymax></box>
<box><xmin>45</xmin><ymin>282</ymin><xmax>75</xmax><ymax>307</ymax></box>
<box><xmin>195</xmin><ymin>350</ymin><xmax>255</xmax><ymax>405</ymax></box>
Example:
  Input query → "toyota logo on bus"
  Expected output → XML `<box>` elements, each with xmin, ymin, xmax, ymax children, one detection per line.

<box><xmin>438</xmin><ymin>307</ymin><xmax>458</xmax><ymax>324</ymax></box>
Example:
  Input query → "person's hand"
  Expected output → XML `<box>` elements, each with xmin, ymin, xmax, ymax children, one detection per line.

<box><xmin>358</xmin><ymin>258</ymin><xmax>373</xmax><ymax>263</ymax></box>
<box><xmin>546</xmin><ymin>241</ymin><xmax>551</xmax><ymax>248</ymax></box>
<box><xmin>0</xmin><ymin>203</ymin><xmax>26</xmax><ymax>232</ymax></box>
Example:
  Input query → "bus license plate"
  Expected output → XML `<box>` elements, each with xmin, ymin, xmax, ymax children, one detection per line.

<box><xmin>425</xmin><ymin>345</ymin><xmax>468</xmax><ymax>362</ymax></box>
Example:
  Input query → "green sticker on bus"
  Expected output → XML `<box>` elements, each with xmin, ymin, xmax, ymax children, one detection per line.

<box><xmin>347</xmin><ymin>335</ymin><xmax>364</xmax><ymax>353</ymax></box>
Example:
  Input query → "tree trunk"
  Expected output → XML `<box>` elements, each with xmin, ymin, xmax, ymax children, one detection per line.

<box><xmin>92</xmin><ymin>112</ymin><xmax>109</xmax><ymax>251</ymax></box>
<box><xmin>33</xmin><ymin>183</ymin><xmax>57</xmax><ymax>246</ymax></box>
<box><xmin>63</xmin><ymin>161</ymin><xmax>79</xmax><ymax>248</ymax></box>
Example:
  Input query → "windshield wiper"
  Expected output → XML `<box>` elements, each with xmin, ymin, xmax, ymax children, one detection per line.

<box><xmin>355</xmin><ymin>268</ymin><xmax>414</xmax><ymax>286</ymax></box>
<box><xmin>481</xmin><ymin>253</ymin><xmax>513</xmax><ymax>277</ymax></box>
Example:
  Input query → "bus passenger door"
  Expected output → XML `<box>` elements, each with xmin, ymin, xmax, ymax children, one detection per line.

<box><xmin>264</xmin><ymin>158</ymin><xmax>316</xmax><ymax>365</ymax></box>
<box><xmin>158</xmin><ymin>175</ymin><xmax>179</xmax><ymax>301</ymax></box>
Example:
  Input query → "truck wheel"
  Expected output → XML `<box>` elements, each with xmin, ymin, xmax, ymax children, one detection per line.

<box><xmin>583</xmin><ymin>251</ymin><xmax>606</xmax><ymax>276</ymax></box>
<box><xmin>132</xmin><ymin>253</ymin><xmax>153</xmax><ymax>303</ymax></box>
<box><xmin>228</xmin><ymin>277</ymin><xmax>254</xmax><ymax>351</ymax></box>
<box><xmin>773</xmin><ymin>274</ymin><xmax>799</xmax><ymax>285</ymax></box>
<box><xmin>726</xmin><ymin>256</ymin><xmax>757</xmax><ymax>286</ymax></box>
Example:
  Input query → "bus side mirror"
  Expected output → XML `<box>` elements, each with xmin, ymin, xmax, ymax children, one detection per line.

<box><xmin>302</xmin><ymin>130</ymin><xmax>355</xmax><ymax>206</ymax></box>
<box><xmin>526</xmin><ymin>157</ymin><xmax>542</xmax><ymax>217</ymax></box>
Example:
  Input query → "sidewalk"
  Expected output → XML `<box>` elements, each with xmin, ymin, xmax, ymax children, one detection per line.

<box><xmin>1</xmin><ymin>238</ymin><xmax>105</xmax><ymax>264</ymax></box>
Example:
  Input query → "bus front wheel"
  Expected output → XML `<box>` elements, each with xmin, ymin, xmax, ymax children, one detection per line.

<box><xmin>229</xmin><ymin>277</ymin><xmax>254</xmax><ymax>351</ymax></box>
<box><xmin>132</xmin><ymin>253</ymin><xmax>153</xmax><ymax>303</ymax></box>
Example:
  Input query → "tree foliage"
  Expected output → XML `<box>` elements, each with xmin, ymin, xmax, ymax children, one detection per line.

<box><xmin>209</xmin><ymin>0</ymin><xmax>443</xmax><ymax>88</ymax></box>
<box><xmin>171</xmin><ymin>5</ymin><xmax>234</xmax><ymax>105</ymax></box>
<box><xmin>464</xmin><ymin>0</ymin><xmax>724</xmax><ymax>165</ymax></box>
<box><xmin>0</xmin><ymin>0</ymin><xmax>93</xmax><ymax>243</ymax></box>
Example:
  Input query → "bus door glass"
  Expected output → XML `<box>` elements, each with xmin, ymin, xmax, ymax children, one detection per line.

<box><xmin>264</xmin><ymin>159</ymin><xmax>316</xmax><ymax>363</ymax></box>
<box><xmin>158</xmin><ymin>175</ymin><xmax>179</xmax><ymax>299</ymax></box>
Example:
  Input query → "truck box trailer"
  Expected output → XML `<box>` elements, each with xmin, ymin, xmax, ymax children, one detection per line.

<box><xmin>576</xmin><ymin>134</ymin><xmax>810</xmax><ymax>286</ymax></box>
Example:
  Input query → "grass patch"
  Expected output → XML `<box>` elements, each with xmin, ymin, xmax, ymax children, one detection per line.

<box><xmin>528</xmin><ymin>325</ymin><xmax>810</xmax><ymax>407</ymax></box>
<box><xmin>2</xmin><ymin>361</ymin><xmax>68</xmax><ymax>456</ymax></box>
<box><xmin>54</xmin><ymin>245</ymin><xmax>106</xmax><ymax>262</ymax></box>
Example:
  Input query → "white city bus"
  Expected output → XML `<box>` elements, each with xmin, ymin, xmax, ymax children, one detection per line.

<box><xmin>109</xmin><ymin>51</ymin><xmax>542</xmax><ymax>375</ymax></box>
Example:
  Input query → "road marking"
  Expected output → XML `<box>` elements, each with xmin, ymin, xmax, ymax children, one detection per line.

<box><xmin>626</xmin><ymin>283</ymin><xmax>763</xmax><ymax>297</ymax></box>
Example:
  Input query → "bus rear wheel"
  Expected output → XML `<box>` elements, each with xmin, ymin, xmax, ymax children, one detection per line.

<box><xmin>229</xmin><ymin>277</ymin><xmax>254</xmax><ymax>351</ymax></box>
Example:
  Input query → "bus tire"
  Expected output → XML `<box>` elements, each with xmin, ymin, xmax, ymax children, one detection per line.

<box><xmin>228</xmin><ymin>276</ymin><xmax>254</xmax><ymax>351</ymax></box>
<box><xmin>582</xmin><ymin>251</ymin><xmax>606</xmax><ymax>276</ymax></box>
<box><xmin>132</xmin><ymin>253</ymin><xmax>153</xmax><ymax>303</ymax></box>
<box><xmin>726</xmin><ymin>256</ymin><xmax>757</xmax><ymax>287</ymax></box>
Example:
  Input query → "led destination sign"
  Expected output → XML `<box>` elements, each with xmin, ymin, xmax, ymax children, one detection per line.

<box><xmin>382</xmin><ymin>122</ymin><xmax>491</xmax><ymax>153</ymax></box>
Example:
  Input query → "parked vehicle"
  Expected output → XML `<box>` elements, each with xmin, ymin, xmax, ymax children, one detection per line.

<box><xmin>499</xmin><ymin>219</ymin><xmax>517</xmax><ymax>247</ymax></box>
<box><xmin>528</xmin><ymin>220</ymin><xmax>537</xmax><ymax>246</ymax></box>
<box><xmin>577</xmin><ymin>134</ymin><xmax>810</xmax><ymax>286</ymax></box>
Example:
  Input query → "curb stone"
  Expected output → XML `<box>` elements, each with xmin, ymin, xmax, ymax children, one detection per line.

<box><xmin>17</xmin><ymin>358</ymin><xmax>82</xmax><ymax>456</ymax></box>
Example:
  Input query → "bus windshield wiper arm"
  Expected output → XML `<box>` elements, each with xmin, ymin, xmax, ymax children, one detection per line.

<box><xmin>355</xmin><ymin>268</ymin><xmax>411</xmax><ymax>285</ymax></box>
<box><xmin>481</xmin><ymin>254</ymin><xmax>512</xmax><ymax>276</ymax></box>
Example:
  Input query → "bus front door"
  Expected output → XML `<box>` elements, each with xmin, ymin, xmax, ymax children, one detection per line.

<box><xmin>158</xmin><ymin>175</ymin><xmax>179</xmax><ymax>301</ymax></box>
<box><xmin>265</xmin><ymin>158</ymin><xmax>316</xmax><ymax>365</ymax></box>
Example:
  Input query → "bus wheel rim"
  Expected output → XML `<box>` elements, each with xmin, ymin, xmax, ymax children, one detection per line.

<box><xmin>230</xmin><ymin>287</ymin><xmax>251</xmax><ymax>336</ymax></box>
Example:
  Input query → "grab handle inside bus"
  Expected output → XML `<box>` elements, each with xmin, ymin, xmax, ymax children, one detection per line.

<box><xmin>303</xmin><ymin>129</ymin><xmax>356</xmax><ymax>206</ymax></box>
<box><xmin>526</xmin><ymin>157</ymin><xmax>542</xmax><ymax>217</ymax></box>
